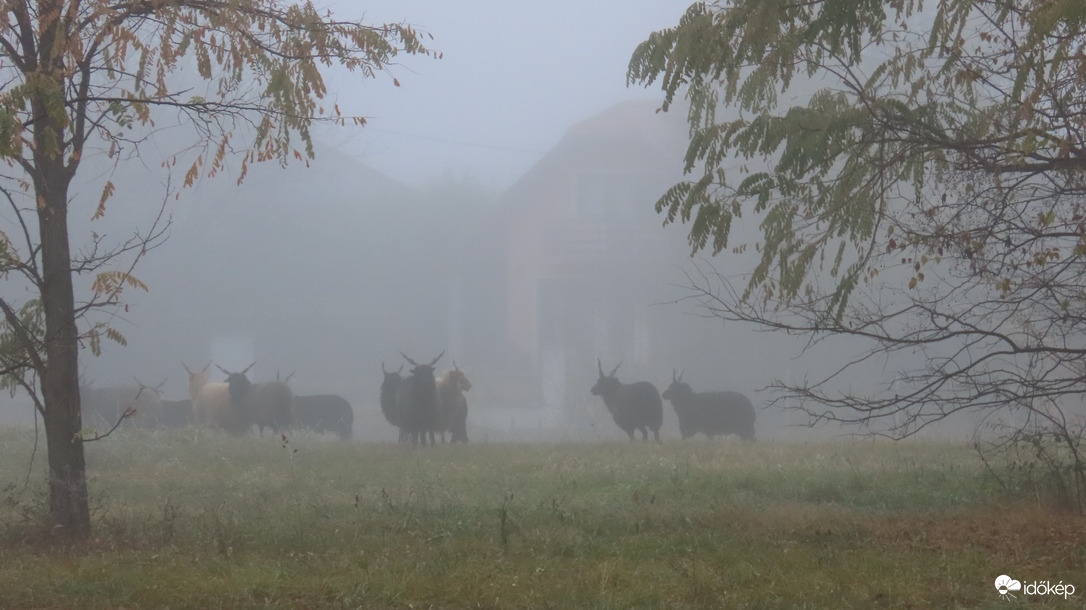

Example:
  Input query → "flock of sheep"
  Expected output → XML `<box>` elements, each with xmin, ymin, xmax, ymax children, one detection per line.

<box><xmin>380</xmin><ymin>354</ymin><xmax>758</xmax><ymax>444</ymax></box>
<box><xmin>80</xmin><ymin>363</ymin><xmax>355</xmax><ymax>440</ymax></box>
<box><xmin>79</xmin><ymin>354</ymin><xmax>756</xmax><ymax>443</ymax></box>
<box><xmin>79</xmin><ymin>354</ymin><xmax>472</xmax><ymax>444</ymax></box>
<box><xmin>591</xmin><ymin>360</ymin><xmax>757</xmax><ymax>442</ymax></box>
<box><xmin>379</xmin><ymin>351</ymin><xmax>473</xmax><ymax>445</ymax></box>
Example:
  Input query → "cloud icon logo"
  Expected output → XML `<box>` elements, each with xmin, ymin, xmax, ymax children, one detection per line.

<box><xmin>995</xmin><ymin>575</ymin><xmax>1022</xmax><ymax>599</ymax></box>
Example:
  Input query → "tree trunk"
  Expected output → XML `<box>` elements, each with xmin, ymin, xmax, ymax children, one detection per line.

<box><xmin>28</xmin><ymin>0</ymin><xmax>91</xmax><ymax>538</ymax></box>
<box><xmin>37</xmin><ymin>154</ymin><xmax>89</xmax><ymax>540</ymax></box>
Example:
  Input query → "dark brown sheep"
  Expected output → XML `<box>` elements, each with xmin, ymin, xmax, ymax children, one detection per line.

<box><xmin>294</xmin><ymin>394</ymin><xmax>353</xmax><ymax>440</ymax></box>
<box><xmin>161</xmin><ymin>399</ymin><xmax>193</xmax><ymax>428</ymax></box>
<box><xmin>251</xmin><ymin>379</ymin><xmax>295</xmax><ymax>435</ymax></box>
<box><xmin>661</xmin><ymin>371</ymin><xmax>755</xmax><ymax>441</ymax></box>
<box><xmin>380</xmin><ymin>363</ymin><xmax>405</xmax><ymax>441</ymax></box>
<box><xmin>590</xmin><ymin>359</ymin><xmax>662</xmax><ymax>442</ymax></box>
<box><xmin>395</xmin><ymin>351</ymin><xmax>444</xmax><ymax>445</ymax></box>
<box><xmin>215</xmin><ymin>363</ymin><xmax>295</xmax><ymax>436</ymax></box>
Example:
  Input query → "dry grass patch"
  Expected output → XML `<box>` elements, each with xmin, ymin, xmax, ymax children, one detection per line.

<box><xmin>870</xmin><ymin>503</ymin><xmax>1086</xmax><ymax>569</ymax></box>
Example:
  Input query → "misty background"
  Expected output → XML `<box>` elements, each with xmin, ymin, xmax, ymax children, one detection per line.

<box><xmin>0</xmin><ymin>0</ymin><xmax>951</xmax><ymax>441</ymax></box>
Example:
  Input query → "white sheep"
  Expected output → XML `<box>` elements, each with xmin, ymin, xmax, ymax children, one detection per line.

<box><xmin>435</xmin><ymin>362</ymin><xmax>471</xmax><ymax>443</ymax></box>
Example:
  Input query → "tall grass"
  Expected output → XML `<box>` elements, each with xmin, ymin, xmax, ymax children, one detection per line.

<box><xmin>0</xmin><ymin>427</ymin><xmax>1081</xmax><ymax>608</ymax></box>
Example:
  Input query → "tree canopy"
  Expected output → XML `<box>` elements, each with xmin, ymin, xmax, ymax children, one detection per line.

<box><xmin>630</xmin><ymin>0</ymin><xmax>1086</xmax><ymax>301</ymax></box>
<box><xmin>630</xmin><ymin>0</ymin><xmax>1086</xmax><ymax>504</ymax></box>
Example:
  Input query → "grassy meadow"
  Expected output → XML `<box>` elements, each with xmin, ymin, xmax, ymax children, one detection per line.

<box><xmin>0</xmin><ymin>427</ymin><xmax>1082</xmax><ymax>609</ymax></box>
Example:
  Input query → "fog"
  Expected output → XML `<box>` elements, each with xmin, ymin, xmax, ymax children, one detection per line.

<box><xmin>0</xmin><ymin>1</ymin><xmax>968</xmax><ymax>441</ymax></box>
<box><xmin>321</xmin><ymin>0</ymin><xmax>702</xmax><ymax>189</ymax></box>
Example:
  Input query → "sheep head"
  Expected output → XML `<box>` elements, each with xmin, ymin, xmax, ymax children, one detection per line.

<box><xmin>591</xmin><ymin>359</ymin><xmax>623</xmax><ymax>397</ymax></box>
<box><xmin>216</xmin><ymin>362</ymin><xmax>256</xmax><ymax>405</ymax></box>
<box><xmin>183</xmin><ymin>363</ymin><xmax>211</xmax><ymax>398</ymax></box>
<box><xmin>447</xmin><ymin>362</ymin><xmax>472</xmax><ymax>392</ymax></box>
<box><xmin>661</xmin><ymin>370</ymin><xmax>692</xmax><ymax>402</ymax></box>
<box><xmin>400</xmin><ymin>351</ymin><xmax>445</xmax><ymax>379</ymax></box>
<box><xmin>134</xmin><ymin>377</ymin><xmax>167</xmax><ymax>400</ymax></box>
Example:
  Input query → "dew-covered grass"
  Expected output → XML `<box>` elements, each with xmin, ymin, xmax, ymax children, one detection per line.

<box><xmin>0</xmin><ymin>427</ymin><xmax>1082</xmax><ymax>608</ymax></box>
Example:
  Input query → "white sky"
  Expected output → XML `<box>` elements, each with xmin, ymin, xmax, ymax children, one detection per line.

<box><xmin>317</xmin><ymin>0</ymin><xmax>696</xmax><ymax>189</ymax></box>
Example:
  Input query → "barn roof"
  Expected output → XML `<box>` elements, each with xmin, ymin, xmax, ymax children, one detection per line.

<box><xmin>497</xmin><ymin>99</ymin><xmax>688</xmax><ymax>218</ymax></box>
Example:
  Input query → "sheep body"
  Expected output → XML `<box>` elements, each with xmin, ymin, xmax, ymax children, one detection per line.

<box><xmin>215</xmin><ymin>364</ymin><xmax>296</xmax><ymax>436</ymax></box>
<box><xmin>395</xmin><ymin>351</ymin><xmax>444</xmax><ymax>445</ymax></box>
<box><xmin>249</xmin><ymin>380</ymin><xmax>295</xmax><ymax>435</ymax></box>
<box><xmin>161</xmin><ymin>399</ymin><xmax>193</xmax><ymax>428</ymax></box>
<box><xmin>294</xmin><ymin>394</ymin><xmax>354</xmax><ymax>440</ymax></box>
<box><xmin>379</xmin><ymin>363</ymin><xmax>405</xmax><ymax>440</ymax></box>
<box><xmin>80</xmin><ymin>384</ymin><xmax>163</xmax><ymax>430</ymax></box>
<box><xmin>590</xmin><ymin>360</ymin><xmax>662</xmax><ymax>442</ymax></box>
<box><xmin>186</xmin><ymin>363</ymin><xmax>248</xmax><ymax>435</ymax></box>
<box><xmin>662</xmin><ymin>374</ymin><xmax>755</xmax><ymax>441</ymax></box>
<box><xmin>436</xmin><ymin>364</ymin><xmax>471</xmax><ymax>443</ymax></box>
<box><xmin>195</xmin><ymin>380</ymin><xmax>247</xmax><ymax>434</ymax></box>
